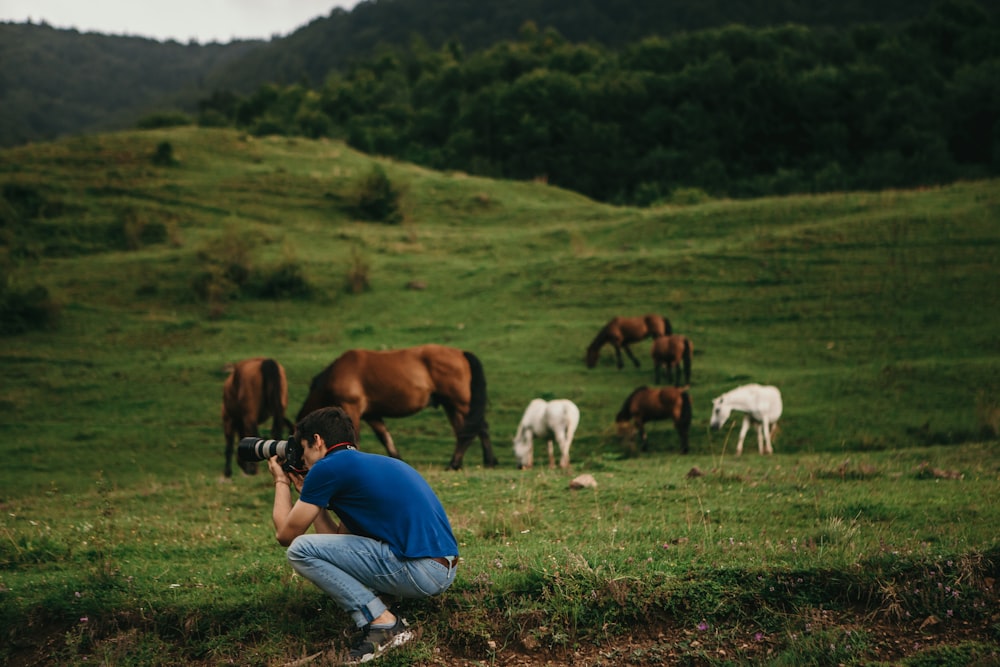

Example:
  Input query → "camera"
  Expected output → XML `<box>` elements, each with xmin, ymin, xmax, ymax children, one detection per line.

<box><xmin>238</xmin><ymin>436</ymin><xmax>306</xmax><ymax>475</ymax></box>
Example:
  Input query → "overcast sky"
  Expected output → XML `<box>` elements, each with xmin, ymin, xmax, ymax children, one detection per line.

<box><xmin>1</xmin><ymin>0</ymin><xmax>361</xmax><ymax>44</ymax></box>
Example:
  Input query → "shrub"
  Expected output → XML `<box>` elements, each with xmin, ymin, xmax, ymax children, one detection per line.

<box><xmin>0</xmin><ymin>276</ymin><xmax>59</xmax><ymax>335</ymax></box>
<box><xmin>136</xmin><ymin>111</ymin><xmax>192</xmax><ymax>129</ymax></box>
<box><xmin>350</xmin><ymin>164</ymin><xmax>403</xmax><ymax>224</ymax></box>
<box><xmin>345</xmin><ymin>248</ymin><xmax>370</xmax><ymax>294</ymax></box>
<box><xmin>246</xmin><ymin>262</ymin><xmax>312</xmax><ymax>300</ymax></box>
<box><xmin>151</xmin><ymin>142</ymin><xmax>177</xmax><ymax>167</ymax></box>
<box><xmin>197</xmin><ymin>109</ymin><xmax>230</xmax><ymax>128</ymax></box>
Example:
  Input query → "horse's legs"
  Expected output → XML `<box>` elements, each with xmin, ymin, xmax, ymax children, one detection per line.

<box><xmin>239</xmin><ymin>418</ymin><xmax>260</xmax><ymax>475</ymax></box>
<box><xmin>556</xmin><ymin>430</ymin><xmax>572</xmax><ymax>469</ymax></box>
<box><xmin>613</xmin><ymin>344</ymin><xmax>624</xmax><ymax>369</ymax></box>
<box><xmin>365</xmin><ymin>418</ymin><xmax>401</xmax><ymax>459</ymax></box>
<box><xmin>223</xmin><ymin>417</ymin><xmax>235</xmax><ymax>478</ymax></box>
<box><xmin>761</xmin><ymin>419</ymin><xmax>773</xmax><ymax>454</ymax></box>
<box><xmin>622</xmin><ymin>343</ymin><xmax>641</xmax><ymax>368</ymax></box>
<box><xmin>736</xmin><ymin>416</ymin><xmax>751</xmax><ymax>455</ymax></box>
<box><xmin>269</xmin><ymin>416</ymin><xmax>283</xmax><ymax>440</ymax></box>
<box><xmin>546</xmin><ymin>439</ymin><xmax>555</xmax><ymax>469</ymax></box>
<box><xmin>676</xmin><ymin>420</ymin><xmax>690</xmax><ymax>454</ymax></box>
<box><xmin>448</xmin><ymin>436</ymin><xmax>478</xmax><ymax>470</ymax></box>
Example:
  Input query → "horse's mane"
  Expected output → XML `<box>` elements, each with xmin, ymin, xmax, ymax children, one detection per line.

<box><xmin>297</xmin><ymin>365</ymin><xmax>334</xmax><ymax>421</ymax></box>
<box><xmin>585</xmin><ymin>323</ymin><xmax>611</xmax><ymax>366</ymax></box>
<box><xmin>587</xmin><ymin>323</ymin><xmax>610</xmax><ymax>351</ymax></box>
<box><xmin>615</xmin><ymin>385</ymin><xmax>648</xmax><ymax>422</ymax></box>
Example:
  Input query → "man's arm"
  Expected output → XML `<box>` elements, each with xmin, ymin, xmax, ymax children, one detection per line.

<box><xmin>269</xmin><ymin>457</ymin><xmax>326</xmax><ymax>545</ymax></box>
<box><xmin>311</xmin><ymin>508</ymin><xmax>343</xmax><ymax>534</ymax></box>
<box><xmin>272</xmin><ymin>483</ymin><xmax>323</xmax><ymax>546</ymax></box>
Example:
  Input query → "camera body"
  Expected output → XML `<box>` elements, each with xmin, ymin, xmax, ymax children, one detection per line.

<box><xmin>238</xmin><ymin>436</ymin><xmax>306</xmax><ymax>475</ymax></box>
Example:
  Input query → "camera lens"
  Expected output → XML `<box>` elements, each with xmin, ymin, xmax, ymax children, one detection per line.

<box><xmin>238</xmin><ymin>437</ymin><xmax>287</xmax><ymax>463</ymax></box>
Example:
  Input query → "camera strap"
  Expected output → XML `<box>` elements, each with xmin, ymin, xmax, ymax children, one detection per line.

<box><xmin>325</xmin><ymin>441</ymin><xmax>357</xmax><ymax>454</ymax></box>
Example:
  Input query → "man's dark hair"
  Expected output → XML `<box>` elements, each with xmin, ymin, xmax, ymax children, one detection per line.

<box><xmin>295</xmin><ymin>407</ymin><xmax>357</xmax><ymax>448</ymax></box>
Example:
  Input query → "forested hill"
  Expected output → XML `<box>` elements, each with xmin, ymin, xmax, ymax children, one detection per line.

<box><xmin>0</xmin><ymin>23</ymin><xmax>261</xmax><ymax>148</ymax></box>
<box><xmin>202</xmin><ymin>0</ymin><xmax>960</xmax><ymax>92</ymax></box>
<box><xmin>1</xmin><ymin>0</ymin><xmax>985</xmax><ymax>148</ymax></box>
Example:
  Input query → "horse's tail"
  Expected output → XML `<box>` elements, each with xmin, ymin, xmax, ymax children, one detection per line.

<box><xmin>615</xmin><ymin>386</ymin><xmax>646</xmax><ymax>423</ymax></box>
<box><xmin>260</xmin><ymin>359</ymin><xmax>286</xmax><ymax>434</ymax></box>
<box><xmin>461</xmin><ymin>351</ymin><xmax>488</xmax><ymax>440</ymax></box>
<box><xmin>679</xmin><ymin>390</ymin><xmax>693</xmax><ymax>430</ymax></box>
<box><xmin>661</xmin><ymin>316</ymin><xmax>673</xmax><ymax>336</ymax></box>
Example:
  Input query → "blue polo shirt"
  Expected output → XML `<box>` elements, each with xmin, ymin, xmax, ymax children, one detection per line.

<box><xmin>298</xmin><ymin>448</ymin><xmax>458</xmax><ymax>559</ymax></box>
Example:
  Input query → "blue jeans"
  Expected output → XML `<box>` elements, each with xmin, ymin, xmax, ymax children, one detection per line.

<box><xmin>286</xmin><ymin>534</ymin><xmax>457</xmax><ymax>628</ymax></box>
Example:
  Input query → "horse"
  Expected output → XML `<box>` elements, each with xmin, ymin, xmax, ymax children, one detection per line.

<box><xmin>709</xmin><ymin>384</ymin><xmax>783</xmax><ymax>455</ymax></box>
<box><xmin>512</xmin><ymin>398</ymin><xmax>580</xmax><ymax>470</ymax></box>
<box><xmin>651</xmin><ymin>334</ymin><xmax>693</xmax><ymax>386</ymax></box>
<box><xmin>222</xmin><ymin>357</ymin><xmax>293</xmax><ymax>477</ymax></box>
<box><xmin>585</xmin><ymin>314</ymin><xmax>672</xmax><ymax>369</ymax></box>
<box><xmin>614</xmin><ymin>386</ymin><xmax>692</xmax><ymax>453</ymax></box>
<box><xmin>297</xmin><ymin>344</ymin><xmax>497</xmax><ymax>470</ymax></box>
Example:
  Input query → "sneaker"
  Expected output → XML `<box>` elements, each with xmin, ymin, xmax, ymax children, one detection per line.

<box><xmin>346</xmin><ymin>617</ymin><xmax>414</xmax><ymax>664</ymax></box>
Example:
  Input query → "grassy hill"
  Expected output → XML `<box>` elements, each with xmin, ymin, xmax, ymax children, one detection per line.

<box><xmin>1</xmin><ymin>128</ymin><xmax>998</xmax><ymax>665</ymax></box>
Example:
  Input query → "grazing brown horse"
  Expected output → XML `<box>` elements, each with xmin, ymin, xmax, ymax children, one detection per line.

<box><xmin>222</xmin><ymin>357</ymin><xmax>293</xmax><ymax>477</ymax></box>
<box><xmin>651</xmin><ymin>334</ymin><xmax>693</xmax><ymax>386</ymax></box>
<box><xmin>585</xmin><ymin>314</ymin><xmax>672</xmax><ymax>369</ymax></box>
<box><xmin>615</xmin><ymin>386</ymin><xmax>692</xmax><ymax>454</ymax></box>
<box><xmin>297</xmin><ymin>344</ymin><xmax>497</xmax><ymax>470</ymax></box>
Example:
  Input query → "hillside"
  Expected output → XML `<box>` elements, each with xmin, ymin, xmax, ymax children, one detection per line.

<box><xmin>2</xmin><ymin>125</ymin><xmax>998</xmax><ymax>480</ymax></box>
<box><xmin>0</xmin><ymin>127</ymin><xmax>998</xmax><ymax>665</ymax></box>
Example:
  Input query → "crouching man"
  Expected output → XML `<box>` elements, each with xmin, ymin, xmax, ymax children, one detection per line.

<box><xmin>269</xmin><ymin>406</ymin><xmax>459</xmax><ymax>664</ymax></box>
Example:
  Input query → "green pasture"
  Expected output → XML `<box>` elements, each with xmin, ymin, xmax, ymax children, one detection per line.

<box><xmin>1</xmin><ymin>128</ymin><xmax>998</xmax><ymax>665</ymax></box>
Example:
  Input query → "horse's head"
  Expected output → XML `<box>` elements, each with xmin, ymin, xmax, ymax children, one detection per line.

<box><xmin>710</xmin><ymin>395</ymin><xmax>732</xmax><ymax>430</ymax></box>
<box><xmin>512</xmin><ymin>428</ymin><xmax>533</xmax><ymax>469</ymax></box>
<box><xmin>614</xmin><ymin>420</ymin><xmax>635</xmax><ymax>437</ymax></box>
<box><xmin>585</xmin><ymin>346</ymin><xmax>599</xmax><ymax>368</ymax></box>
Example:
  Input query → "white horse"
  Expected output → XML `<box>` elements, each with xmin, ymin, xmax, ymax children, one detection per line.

<box><xmin>710</xmin><ymin>384</ymin><xmax>782</xmax><ymax>455</ymax></box>
<box><xmin>512</xmin><ymin>398</ymin><xmax>580</xmax><ymax>469</ymax></box>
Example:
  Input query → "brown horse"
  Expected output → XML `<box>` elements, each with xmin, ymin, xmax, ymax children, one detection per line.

<box><xmin>222</xmin><ymin>357</ymin><xmax>293</xmax><ymax>477</ymax></box>
<box><xmin>585</xmin><ymin>314</ymin><xmax>672</xmax><ymax>369</ymax></box>
<box><xmin>651</xmin><ymin>334</ymin><xmax>693</xmax><ymax>386</ymax></box>
<box><xmin>615</xmin><ymin>386</ymin><xmax>692</xmax><ymax>454</ymax></box>
<box><xmin>297</xmin><ymin>344</ymin><xmax>497</xmax><ymax>470</ymax></box>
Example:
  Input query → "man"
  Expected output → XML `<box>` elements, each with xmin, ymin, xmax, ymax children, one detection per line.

<box><xmin>268</xmin><ymin>406</ymin><xmax>459</xmax><ymax>664</ymax></box>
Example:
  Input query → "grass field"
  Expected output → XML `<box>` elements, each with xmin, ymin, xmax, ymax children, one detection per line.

<box><xmin>1</xmin><ymin>128</ymin><xmax>998</xmax><ymax>665</ymax></box>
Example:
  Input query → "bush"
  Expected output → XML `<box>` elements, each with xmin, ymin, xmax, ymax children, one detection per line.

<box><xmin>0</xmin><ymin>278</ymin><xmax>59</xmax><ymax>335</ymax></box>
<box><xmin>197</xmin><ymin>109</ymin><xmax>230</xmax><ymax>128</ymax></box>
<box><xmin>151</xmin><ymin>141</ymin><xmax>177</xmax><ymax>167</ymax></box>
<box><xmin>247</xmin><ymin>262</ymin><xmax>312</xmax><ymax>299</ymax></box>
<box><xmin>136</xmin><ymin>112</ymin><xmax>192</xmax><ymax>129</ymax></box>
<box><xmin>350</xmin><ymin>164</ymin><xmax>403</xmax><ymax>224</ymax></box>
<box><xmin>345</xmin><ymin>248</ymin><xmax>370</xmax><ymax>294</ymax></box>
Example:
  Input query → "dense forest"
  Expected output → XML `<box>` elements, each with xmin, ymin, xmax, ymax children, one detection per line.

<box><xmin>204</xmin><ymin>0</ymin><xmax>958</xmax><ymax>91</ymax></box>
<box><xmin>2</xmin><ymin>0</ymin><xmax>987</xmax><ymax>148</ymax></box>
<box><xmin>200</xmin><ymin>0</ymin><xmax>1000</xmax><ymax>203</ymax></box>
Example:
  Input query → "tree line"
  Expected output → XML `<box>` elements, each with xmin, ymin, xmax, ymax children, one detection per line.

<box><xmin>196</xmin><ymin>0</ymin><xmax>1000</xmax><ymax>203</ymax></box>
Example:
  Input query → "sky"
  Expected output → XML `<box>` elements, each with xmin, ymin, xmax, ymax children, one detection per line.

<box><xmin>0</xmin><ymin>0</ymin><xmax>361</xmax><ymax>44</ymax></box>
